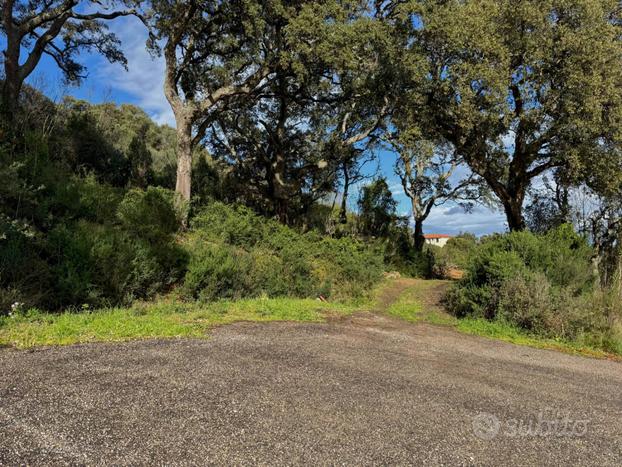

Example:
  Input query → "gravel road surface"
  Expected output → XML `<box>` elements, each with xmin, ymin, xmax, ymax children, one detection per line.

<box><xmin>1</xmin><ymin>313</ymin><xmax>621</xmax><ymax>465</ymax></box>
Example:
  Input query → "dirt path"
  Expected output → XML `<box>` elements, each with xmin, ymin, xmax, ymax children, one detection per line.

<box><xmin>1</xmin><ymin>281</ymin><xmax>621</xmax><ymax>465</ymax></box>
<box><xmin>372</xmin><ymin>278</ymin><xmax>420</xmax><ymax>311</ymax></box>
<box><xmin>373</xmin><ymin>277</ymin><xmax>450</xmax><ymax>313</ymax></box>
<box><xmin>333</xmin><ymin>277</ymin><xmax>451</xmax><ymax>329</ymax></box>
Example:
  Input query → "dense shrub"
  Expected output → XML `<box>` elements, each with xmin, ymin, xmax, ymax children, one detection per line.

<box><xmin>49</xmin><ymin>175</ymin><xmax>125</xmax><ymax>224</ymax></box>
<box><xmin>183</xmin><ymin>243</ymin><xmax>301</xmax><ymax>301</ymax></box>
<box><xmin>430</xmin><ymin>233</ymin><xmax>477</xmax><ymax>277</ymax></box>
<box><xmin>117</xmin><ymin>187</ymin><xmax>181</xmax><ymax>242</ymax></box>
<box><xmin>2</xmin><ymin>94</ymin><xmax>387</xmax><ymax>312</ymax></box>
<box><xmin>64</xmin><ymin>110</ymin><xmax>130</xmax><ymax>187</ymax></box>
<box><xmin>445</xmin><ymin>226</ymin><xmax>621</xmax><ymax>350</ymax></box>
<box><xmin>0</xmin><ymin>216</ymin><xmax>53</xmax><ymax>313</ymax></box>
<box><xmin>183</xmin><ymin>202</ymin><xmax>384</xmax><ymax>301</ymax></box>
<box><xmin>1</xmin><ymin>174</ymin><xmax>186</xmax><ymax>311</ymax></box>
<box><xmin>46</xmin><ymin>205</ymin><xmax>186</xmax><ymax>309</ymax></box>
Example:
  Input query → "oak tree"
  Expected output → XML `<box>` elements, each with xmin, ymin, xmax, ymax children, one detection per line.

<box><xmin>209</xmin><ymin>1</ymin><xmax>375</xmax><ymax>223</ymax></box>
<box><xmin>389</xmin><ymin>136</ymin><xmax>480</xmax><ymax>251</ymax></box>
<box><xmin>1</xmin><ymin>0</ymin><xmax>143</xmax><ymax>121</ymax></box>
<box><xmin>149</xmin><ymin>0</ymin><xmax>270</xmax><ymax>206</ymax></box>
<box><xmin>412</xmin><ymin>0</ymin><xmax>622</xmax><ymax>230</ymax></box>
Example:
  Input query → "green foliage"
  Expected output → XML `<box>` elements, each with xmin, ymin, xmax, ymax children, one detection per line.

<box><xmin>191</xmin><ymin>155</ymin><xmax>225</xmax><ymax>207</ymax></box>
<box><xmin>357</xmin><ymin>178</ymin><xmax>398</xmax><ymax>238</ymax></box>
<box><xmin>117</xmin><ymin>187</ymin><xmax>180</xmax><ymax>243</ymax></box>
<box><xmin>0</xmin><ymin>135</ymin><xmax>186</xmax><ymax>312</ymax></box>
<box><xmin>183</xmin><ymin>243</ymin><xmax>299</xmax><ymax>302</ymax></box>
<box><xmin>127</xmin><ymin>128</ymin><xmax>154</xmax><ymax>188</ymax></box>
<box><xmin>390</xmin><ymin>247</ymin><xmax>435</xmax><ymax>278</ymax></box>
<box><xmin>46</xmin><ymin>214</ymin><xmax>186</xmax><ymax>309</ymax></box>
<box><xmin>58</xmin><ymin>98</ymin><xmax>179</xmax><ymax>189</ymax></box>
<box><xmin>0</xmin><ymin>216</ymin><xmax>52</xmax><ymax>312</ymax></box>
<box><xmin>64</xmin><ymin>109</ymin><xmax>130</xmax><ymax>186</ymax></box>
<box><xmin>413</xmin><ymin>0</ymin><xmax>622</xmax><ymax>229</ymax></box>
<box><xmin>429</xmin><ymin>233</ymin><xmax>478</xmax><ymax>276</ymax></box>
<box><xmin>445</xmin><ymin>226</ymin><xmax>621</xmax><ymax>351</ymax></box>
<box><xmin>375</xmin><ymin>220</ymin><xmax>438</xmax><ymax>278</ymax></box>
<box><xmin>2</xmin><ymin>111</ymin><xmax>383</xmax><ymax>313</ymax></box>
<box><xmin>183</xmin><ymin>202</ymin><xmax>384</xmax><ymax>302</ymax></box>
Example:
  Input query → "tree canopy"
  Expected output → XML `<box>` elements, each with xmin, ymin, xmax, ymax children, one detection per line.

<box><xmin>2</xmin><ymin>0</ymin><xmax>622</xmax><ymax>239</ymax></box>
<box><xmin>410</xmin><ymin>0</ymin><xmax>622</xmax><ymax>230</ymax></box>
<box><xmin>1</xmin><ymin>0</ymin><xmax>144</xmax><ymax>122</ymax></box>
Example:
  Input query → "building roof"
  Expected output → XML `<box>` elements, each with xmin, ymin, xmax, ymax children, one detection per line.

<box><xmin>424</xmin><ymin>234</ymin><xmax>452</xmax><ymax>239</ymax></box>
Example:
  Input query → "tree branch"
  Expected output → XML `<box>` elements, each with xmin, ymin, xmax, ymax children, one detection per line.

<box><xmin>342</xmin><ymin>97</ymin><xmax>389</xmax><ymax>147</ymax></box>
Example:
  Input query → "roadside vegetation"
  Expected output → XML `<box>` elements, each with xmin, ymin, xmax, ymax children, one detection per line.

<box><xmin>386</xmin><ymin>280</ymin><xmax>622</xmax><ymax>359</ymax></box>
<box><xmin>410</xmin><ymin>229</ymin><xmax>622</xmax><ymax>356</ymax></box>
<box><xmin>0</xmin><ymin>297</ymin><xmax>364</xmax><ymax>349</ymax></box>
<box><xmin>1</xmin><ymin>1</ymin><xmax>621</xmax><ymax>357</ymax></box>
<box><xmin>445</xmin><ymin>228</ymin><xmax>622</xmax><ymax>355</ymax></box>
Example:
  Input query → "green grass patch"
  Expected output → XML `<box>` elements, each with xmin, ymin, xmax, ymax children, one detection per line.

<box><xmin>455</xmin><ymin>318</ymin><xmax>621</xmax><ymax>359</ymax></box>
<box><xmin>386</xmin><ymin>280</ymin><xmax>456</xmax><ymax>326</ymax></box>
<box><xmin>0</xmin><ymin>297</ymin><xmax>361</xmax><ymax>349</ymax></box>
<box><xmin>384</xmin><ymin>281</ymin><xmax>622</xmax><ymax>360</ymax></box>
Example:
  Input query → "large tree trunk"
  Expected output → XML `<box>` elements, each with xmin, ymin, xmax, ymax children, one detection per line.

<box><xmin>271</xmin><ymin>73</ymin><xmax>289</xmax><ymax>224</ymax></box>
<box><xmin>1</xmin><ymin>40</ymin><xmax>21</xmax><ymax>127</ymax></box>
<box><xmin>0</xmin><ymin>80</ymin><xmax>19</xmax><ymax>121</ymax></box>
<box><xmin>502</xmin><ymin>194</ymin><xmax>526</xmax><ymax>231</ymax></box>
<box><xmin>484</xmin><ymin>170</ymin><xmax>527</xmax><ymax>232</ymax></box>
<box><xmin>339</xmin><ymin>160</ymin><xmax>350</xmax><ymax>224</ymax></box>
<box><xmin>413</xmin><ymin>217</ymin><xmax>425</xmax><ymax>252</ymax></box>
<box><xmin>175</xmin><ymin>116</ymin><xmax>193</xmax><ymax>202</ymax></box>
<box><xmin>163</xmin><ymin>32</ymin><xmax>194</xmax><ymax>214</ymax></box>
<box><xmin>272</xmin><ymin>151</ymin><xmax>289</xmax><ymax>224</ymax></box>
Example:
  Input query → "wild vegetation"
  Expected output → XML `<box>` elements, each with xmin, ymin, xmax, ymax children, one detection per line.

<box><xmin>1</xmin><ymin>0</ymin><xmax>621</xmax><ymax>355</ymax></box>
<box><xmin>445</xmin><ymin>227</ymin><xmax>622</xmax><ymax>354</ymax></box>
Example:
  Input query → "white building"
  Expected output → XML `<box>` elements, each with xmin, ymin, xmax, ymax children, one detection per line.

<box><xmin>424</xmin><ymin>234</ymin><xmax>452</xmax><ymax>248</ymax></box>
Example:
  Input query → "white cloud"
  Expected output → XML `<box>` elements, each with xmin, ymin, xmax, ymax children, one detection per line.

<box><xmin>424</xmin><ymin>204</ymin><xmax>507</xmax><ymax>236</ymax></box>
<box><xmin>96</xmin><ymin>17</ymin><xmax>175</xmax><ymax>127</ymax></box>
<box><xmin>388</xmin><ymin>181</ymin><xmax>406</xmax><ymax>198</ymax></box>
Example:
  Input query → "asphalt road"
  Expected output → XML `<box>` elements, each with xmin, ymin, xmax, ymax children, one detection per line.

<box><xmin>1</xmin><ymin>313</ymin><xmax>621</xmax><ymax>466</ymax></box>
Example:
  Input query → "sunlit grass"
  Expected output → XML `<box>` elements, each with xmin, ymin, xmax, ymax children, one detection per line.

<box><xmin>385</xmin><ymin>282</ymin><xmax>622</xmax><ymax>359</ymax></box>
<box><xmin>0</xmin><ymin>297</ymin><xmax>362</xmax><ymax>349</ymax></box>
<box><xmin>454</xmin><ymin>318</ymin><xmax>617</xmax><ymax>358</ymax></box>
<box><xmin>386</xmin><ymin>280</ymin><xmax>456</xmax><ymax>326</ymax></box>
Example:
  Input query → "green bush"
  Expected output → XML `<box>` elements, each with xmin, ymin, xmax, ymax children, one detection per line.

<box><xmin>183</xmin><ymin>243</ymin><xmax>252</xmax><ymax>301</ymax></box>
<box><xmin>117</xmin><ymin>187</ymin><xmax>180</xmax><ymax>243</ymax></box>
<box><xmin>496</xmin><ymin>272</ymin><xmax>554</xmax><ymax>332</ymax></box>
<box><xmin>47</xmin><ymin>174</ymin><xmax>124</xmax><ymax>224</ymax></box>
<box><xmin>430</xmin><ymin>233</ymin><xmax>478</xmax><ymax>277</ymax></box>
<box><xmin>191</xmin><ymin>202</ymin><xmax>265</xmax><ymax>246</ymax></box>
<box><xmin>445</xmin><ymin>225</ymin><xmax>622</xmax><ymax>350</ymax></box>
<box><xmin>47</xmin><ymin>220</ymin><xmax>187</xmax><ymax>308</ymax></box>
<box><xmin>1</xmin><ymin>168</ymin><xmax>187</xmax><ymax>312</ymax></box>
<box><xmin>183</xmin><ymin>202</ymin><xmax>383</xmax><ymax>301</ymax></box>
<box><xmin>36</xmin><ymin>187</ymin><xmax>187</xmax><ymax>309</ymax></box>
<box><xmin>0</xmin><ymin>216</ymin><xmax>53</xmax><ymax>314</ymax></box>
<box><xmin>182</xmin><ymin>242</ymin><xmax>304</xmax><ymax>301</ymax></box>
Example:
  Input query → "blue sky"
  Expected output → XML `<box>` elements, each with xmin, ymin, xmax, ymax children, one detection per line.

<box><xmin>15</xmin><ymin>16</ymin><xmax>508</xmax><ymax>236</ymax></box>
